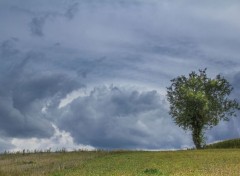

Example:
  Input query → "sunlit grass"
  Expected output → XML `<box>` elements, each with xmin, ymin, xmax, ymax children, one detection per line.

<box><xmin>63</xmin><ymin>149</ymin><xmax>240</xmax><ymax>176</ymax></box>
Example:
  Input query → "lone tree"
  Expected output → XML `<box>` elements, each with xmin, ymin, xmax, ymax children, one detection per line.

<box><xmin>167</xmin><ymin>69</ymin><xmax>240</xmax><ymax>149</ymax></box>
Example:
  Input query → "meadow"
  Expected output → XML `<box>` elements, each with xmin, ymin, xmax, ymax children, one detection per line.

<box><xmin>0</xmin><ymin>140</ymin><xmax>240</xmax><ymax>176</ymax></box>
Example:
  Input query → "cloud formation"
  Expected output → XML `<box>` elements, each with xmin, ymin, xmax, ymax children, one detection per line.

<box><xmin>57</xmin><ymin>86</ymin><xmax>190</xmax><ymax>149</ymax></box>
<box><xmin>0</xmin><ymin>0</ymin><xmax>240</xmax><ymax>151</ymax></box>
<box><xmin>10</xmin><ymin>124</ymin><xmax>94</xmax><ymax>152</ymax></box>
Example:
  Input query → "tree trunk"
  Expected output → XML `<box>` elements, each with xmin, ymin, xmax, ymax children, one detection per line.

<box><xmin>192</xmin><ymin>118</ymin><xmax>204</xmax><ymax>149</ymax></box>
<box><xmin>192</xmin><ymin>127</ymin><xmax>203</xmax><ymax>149</ymax></box>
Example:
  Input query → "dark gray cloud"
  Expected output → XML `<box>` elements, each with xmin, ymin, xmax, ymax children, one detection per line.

<box><xmin>232</xmin><ymin>72</ymin><xmax>240</xmax><ymax>99</ymax></box>
<box><xmin>12</xmin><ymin>73</ymin><xmax>80</xmax><ymax>114</ymax></box>
<box><xmin>30</xmin><ymin>16</ymin><xmax>46</xmax><ymax>36</ymax></box>
<box><xmin>0</xmin><ymin>98</ymin><xmax>53</xmax><ymax>138</ymax></box>
<box><xmin>65</xmin><ymin>2</ymin><xmax>79</xmax><ymax>20</ymax></box>
<box><xmin>29</xmin><ymin>1</ymin><xmax>81</xmax><ymax>36</ymax></box>
<box><xmin>0</xmin><ymin>39</ymin><xmax>83</xmax><ymax>140</ymax></box>
<box><xmin>0</xmin><ymin>38</ymin><xmax>20</xmax><ymax>57</ymax></box>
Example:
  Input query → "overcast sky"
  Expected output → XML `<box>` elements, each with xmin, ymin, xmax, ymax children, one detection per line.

<box><xmin>0</xmin><ymin>0</ymin><xmax>240</xmax><ymax>152</ymax></box>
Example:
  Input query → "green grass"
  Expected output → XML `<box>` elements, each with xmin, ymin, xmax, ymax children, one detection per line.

<box><xmin>0</xmin><ymin>149</ymin><xmax>240</xmax><ymax>176</ymax></box>
<box><xmin>206</xmin><ymin>138</ymin><xmax>240</xmax><ymax>149</ymax></box>
<box><xmin>0</xmin><ymin>151</ymin><xmax>106</xmax><ymax>176</ymax></box>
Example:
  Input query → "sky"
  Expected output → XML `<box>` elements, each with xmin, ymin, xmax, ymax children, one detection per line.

<box><xmin>0</xmin><ymin>0</ymin><xmax>240</xmax><ymax>152</ymax></box>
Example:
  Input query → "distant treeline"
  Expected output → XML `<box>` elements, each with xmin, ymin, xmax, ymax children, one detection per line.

<box><xmin>206</xmin><ymin>138</ymin><xmax>240</xmax><ymax>149</ymax></box>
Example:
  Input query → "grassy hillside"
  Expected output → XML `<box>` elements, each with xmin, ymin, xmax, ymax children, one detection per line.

<box><xmin>206</xmin><ymin>138</ymin><xmax>240</xmax><ymax>149</ymax></box>
<box><xmin>0</xmin><ymin>151</ymin><xmax>106</xmax><ymax>176</ymax></box>
<box><xmin>0</xmin><ymin>149</ymin><xmax>240</xmax><ymax>176</ymax></box>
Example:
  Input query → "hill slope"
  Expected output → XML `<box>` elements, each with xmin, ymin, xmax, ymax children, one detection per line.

<box><xmin>206</xmin><ymin>138</ymin><xmax>240</xmax><ymax>149</ymax></box>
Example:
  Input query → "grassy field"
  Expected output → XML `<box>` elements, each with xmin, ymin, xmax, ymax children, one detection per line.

<box><xmin>0</xmin><ymin>149</ymin><xmax>240</xmax><ymax>176</ymax></box>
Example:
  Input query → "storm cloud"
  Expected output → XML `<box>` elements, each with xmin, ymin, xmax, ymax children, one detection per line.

<box><xmin>0</xmin><ymin>0</ymin><xmax>240</xmax><ymax>151</ymax></box>
<box><xmin>56</xmin><ymin>86</ymin><xmax>190</xmax><ymax>149</ymax></box>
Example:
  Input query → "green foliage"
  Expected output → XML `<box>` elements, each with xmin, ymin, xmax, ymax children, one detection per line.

<box><xmin>167</xmin><ymin>68</ymin><xmax>240</xmax><ymax>149</ymax></box>
<box><xmin>144</xmin><ymin>168</ymin><xmax>163</xmax><ymax>175</ymax></box>
<box><xmin>206</xmin><ymin>138</ymin><xmax>240</xmax><ymax>149</ymax></box>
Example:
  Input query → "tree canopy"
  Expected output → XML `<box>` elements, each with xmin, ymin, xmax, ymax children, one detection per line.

<box><xmin>167</xmin><ymin>69</ymin><xmax>240</xmax><ymax>149</ymax></box>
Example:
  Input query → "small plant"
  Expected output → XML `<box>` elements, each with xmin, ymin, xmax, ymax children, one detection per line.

<box><xmin>144</xmin><ymin>168</ymin><xmax>163</xmax><ymax>175</ymax></box>
<box><xmin>55</xmin><ymin>148</ymin><xmax>67</xmax><ymax>153</ymax></box>
<box><xmin>22</xmin><ymin>161</ymin><xmax>35</xmax><ymax>165</ymax></box>
<box><xmin>51</xmin><ymin>172</ymin><xmax>64</xmax><ymax>176</ymax></box>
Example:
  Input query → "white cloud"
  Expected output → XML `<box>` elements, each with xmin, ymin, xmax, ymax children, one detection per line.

<box><xmin>10</xmin><ymin>124</ymin><xmax>95</xmax><ymax>152</ymax></box>
<box><xmin>58</xmin><ymin>88</ymin><xmax>88</xmax><ymax>109</ymax></box>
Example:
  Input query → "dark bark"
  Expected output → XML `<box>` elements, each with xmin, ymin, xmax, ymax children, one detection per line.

<box><xmin>192</xmin><ymin>127</ymin><xmax>203</xmax><ymax>149</ymax></box>
<box><xmin>192</xmin><ymin>116</ymin><xmax>204</xmax><ymax>149</ymax></box>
